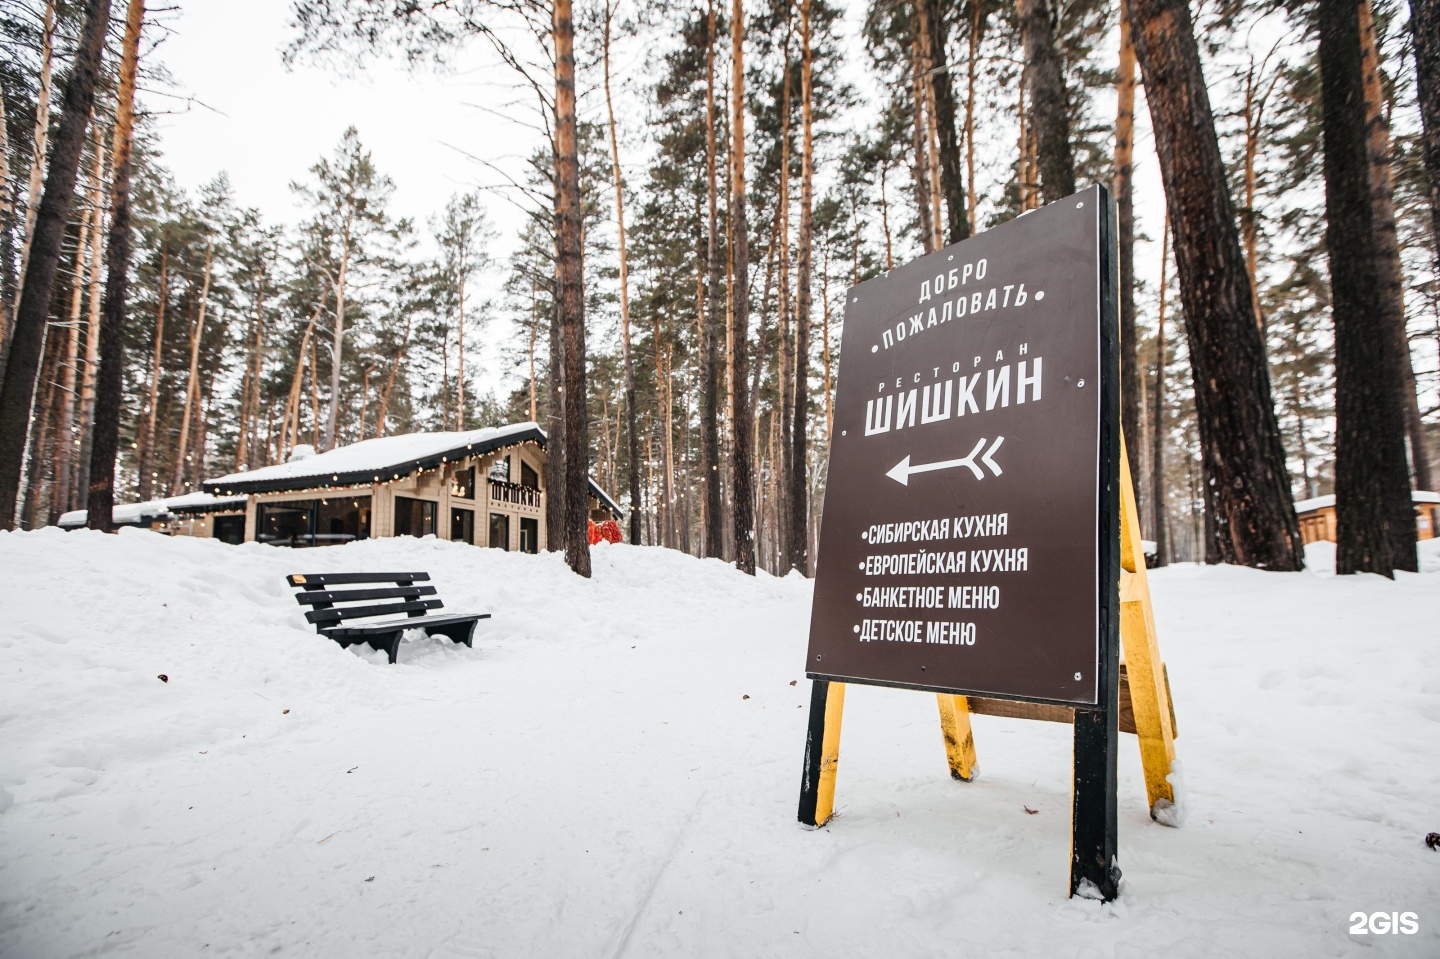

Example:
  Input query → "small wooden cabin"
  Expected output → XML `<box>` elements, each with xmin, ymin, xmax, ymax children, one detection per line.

<box><xmin>1293</xmin><ymin>490</ymin><xmax>1438</xmax><ymax>545</ymax></box>
<box><xmin>202</xmin><ymin>422</ymin><xmax>622</xmax><ymax>550</ymax></box>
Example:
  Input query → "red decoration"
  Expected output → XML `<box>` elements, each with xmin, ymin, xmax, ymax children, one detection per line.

<box><xmin>589</xmin><ymin>519</ymin><xmax>623</xmax><ymax>545</ymax></box>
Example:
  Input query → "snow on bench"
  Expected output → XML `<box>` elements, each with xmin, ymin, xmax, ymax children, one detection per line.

<box><xmin>285</xmin><ymin>572</ymin><xmax>490</xmax><ymax>664</ymax></box>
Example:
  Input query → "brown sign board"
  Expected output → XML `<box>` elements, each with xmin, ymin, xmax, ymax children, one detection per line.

<box><xmin>806</xmin><ymin>185</ymin><xmax>1119</xmax><ymax>706</ymax></box>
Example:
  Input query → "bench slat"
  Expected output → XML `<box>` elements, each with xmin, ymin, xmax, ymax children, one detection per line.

<box><xmin>294</xmin><ymin>585</ymin><xmax>438</xmax><ymax>605</ymax></box>
<box><xmin>287</xmin><ymin>572</ymin><xmax>432</xmax><ymax>588</ymax></box>
<box><xmin>324</xmin><ymin>612</ymin><xmax>491</xmax><ymax>638</ymax></box>
<box><xmin>305</xmin><ymin>599</ymin><xmax>443</xmax><ymax>624</ymax></box>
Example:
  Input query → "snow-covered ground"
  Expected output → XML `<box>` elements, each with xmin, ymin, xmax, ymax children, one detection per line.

<box><xmin>1</xmin><ymin>529</ymin><xmax>1437</xmax><ymax>958</ymax></box>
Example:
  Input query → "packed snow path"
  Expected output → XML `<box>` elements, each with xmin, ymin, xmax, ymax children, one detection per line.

<box><xmin>2</xmin><ymin>530</ymin><xmax>1437</xmax><ymax>957</ymax></box>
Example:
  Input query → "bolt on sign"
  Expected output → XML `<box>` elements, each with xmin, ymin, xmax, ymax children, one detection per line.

<box><xmin>808</xmin><ymin>185</ymin><xmax>1113</xmax><ymax>705</ymax></box>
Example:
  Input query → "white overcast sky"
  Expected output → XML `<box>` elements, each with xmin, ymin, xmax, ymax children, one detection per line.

<box><xmin>141</xmin><ymin>0</ymin><xmax>1177</xmax><ymax>395</ymax></box>
<box><xmin>145</xmin><ymin>0</ymin><xmax>542</xmax><ymax>244</ymax></box>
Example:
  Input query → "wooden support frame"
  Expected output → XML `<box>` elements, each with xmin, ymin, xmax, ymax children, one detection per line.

<box><xmin>1117</xmin><ymin>433</ymin><xmax>1179</xmax><ymax>819</ymax></box>
<box><xmin>935</xmin><ymin>694</ymin><xmax>978</xmax><ymax>781</ymax></box>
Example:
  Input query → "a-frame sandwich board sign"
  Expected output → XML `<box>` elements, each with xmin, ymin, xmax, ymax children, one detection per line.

<box><xmin>797</xmin><ymin>184</ymin><xmax>1179</xmax><ymax>902</ymax></box>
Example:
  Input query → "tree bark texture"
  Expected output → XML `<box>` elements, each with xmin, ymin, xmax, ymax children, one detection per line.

<box><xmin>701</xmin><ymin>0</ymin><xmax>725</xmax><ymax>557</ymax></box>
<box><xmin>789</xmin><ymin>0</ymin><xmax>815</xmax><ymax>575</ymax></box>
<box><xmin>1359</xmin><ymin>0</ymin><xmax>1431</xmax><ymax>491</ymax></box>
<box><xmin>606</xmin><ymin>0</ymin><xmax>643</xmax><ymax>547</ymax></box>
<box><xmin>554</xmin><ymin>0</ymin><xmax>592</xmax><ymax>577</ymax></box>
<box><xmin>1016</xmin><ymin>0</ymin><xmax>1076</xmax><ymax>204</ymax></box>
<box><xmin>87</xmin><ymin>0</ymin><xmax>145</xmax><ymax>532</ymax></box>
<box><xmin>1129</xmin><ymin>0</ymin><xmax>1304</xmax><ymax>570</ymax></box>
<box><xmin>0</xmin><ymin>0</ymin><xmax>110</xmax><ymax>530</ymax></box>
<box><xmin>730</xmin><ymin>0</ymin><xmax>757</xmax><ymax>575</ymax></box>
<box><xmin>1319</xmin><ymin>0</ymin><xmax>1417</xmax><ymax>575</ymax></box>
<box><xmin>1115</xmin><ymin>0</ymin><xmax>1140</xmax><ymax>492</ymax></box>
<box><xmin>136</xmin><ymin>242</ymin><xmax>166</xmax><ymax>501</ymax></box>
<box><xmin>919</xmin><ymin>0</ymin><xmax>968</xmax><ymax>243</ymax></box>
<box><xmin>1411</xmin><ymin>0</ymin><xmax>1440</xmax><ymax>271</ymax></box>
<box><xmin>1151</xmin><ymin>219</ymin><xmax>1170</xmax><ymax>566</ymax></box>
<box><xmin>545</xmin><ymin>294</ymin><xmax>566</xmax><ymax>549</ymax></box>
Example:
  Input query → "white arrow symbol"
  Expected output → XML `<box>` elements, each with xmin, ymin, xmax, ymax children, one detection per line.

<box><xmin>885</xmin><ymin>436</ymin><xmax>1005</xmax><ymax>486</ymax></box>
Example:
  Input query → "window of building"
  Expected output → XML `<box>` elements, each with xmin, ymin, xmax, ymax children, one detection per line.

<box><xmin>395</xmin><ymin>497</ymin><xmax>437</xmax><ymax>538</ymax></box>
<box><xmin>318</xmin><ymin>497</ymin><xmax>371</xmax><ymax>544</ymax></box>
<box><xmin>520</xmin><ymin>460</ymin><xmax>539</xmax><ymax>489</ymax></box>
<box><xmin>451</xmin><ymin>507</ymin><xmax>475</xmax><ymax>545</ymax></box>
<box><xmin>212</xmin><ymin>515</ymin><xmax>246</xmax><ymax>545</ymax></box>
<box><xmin>257</xmin><ymin>502</ymin><xmax>315</xmax><ymax>547</ymax></box>
<box><xmin>519</xmin><ymin>517</ymin><xmax>539</xmax><ymax>554</ymax></box>
<box><xmin>488</xmin><ymin>455</ymin><xmax>510</xmax><ymax>482</ymax></box>
<box><xmin>450</xmin><ymin>466</ymin><xmax>475</xmax><ymax>500</ymax></box>
<box><xmin>489</xmin><ymin>512</ymin><xmax>510</xmax><ymax>550</ymax></box>
<box><xmin>257</xmin><ymin>497</ymin><xmax>372</xmax><ymax>547</ymax></box>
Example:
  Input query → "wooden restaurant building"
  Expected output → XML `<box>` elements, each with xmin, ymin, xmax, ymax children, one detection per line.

<box><xmin>1293</xmin><ymin>490</ymin><xmax>1438</xmax><ymax>544</ymax></box>
<box><xmin>200</xmin><ymin>423</ymin><xmax>622</xmax><ymax>550</ymax></box>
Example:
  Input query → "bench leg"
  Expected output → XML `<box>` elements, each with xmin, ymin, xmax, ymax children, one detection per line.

<box><xmin>366</xmin><ymin>630</ymin><xmax>402</xmax><ymax>665</ymax></box>
<box><xmin>430</xmin><ymin>621</ymin><xmax>477</xmax><ymax>649</ymax></box>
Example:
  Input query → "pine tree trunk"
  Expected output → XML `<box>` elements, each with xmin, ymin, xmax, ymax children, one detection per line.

<box><xmin>604</xmin><ymin>0</ymin><xmax>644</xmax><ymax>547</ymax></box>
<box><xmin>554</xmin><ymin>0</ymin><xmax>592</xmax><ymax>576</ymax></box>
<box><xmin>5</xmin><ymin>0</ymin><xmax>58</xmax><ymax>364</ymax></box>
<box><xmin>323</xmin><ymin>205</ymin><xmax>354</xmax><ymax>448</ymax></box>
<box><xmin>0</xmin><ymin>0</ymin><xmax>110</xmax><ymax>530</ymax></box>
<box><xmin>700</xmin><ymin>0</ymin><xmax>725</xmax><ymax>558</ymax></box>
<box><xmin>53</xmin><ymin>175</ymin><xmax>96</xmax><ymax>516</ymax></box>
<box><xmin>1115</xmin><ymin>0</ymin><xmax>1140</xmax><ymax>492</ymax></box>
<box><xmin>1240</xmin><ymin>64</ymin><xmax>1267</xmax><ymax>331</ymax></box>
<box><xmin>1129</xmin><ymin>0</ymin><xmax>1304</xmax><ymax>570</ymax></box>
<box><xmin>788</xmin><ymin>0</ymin><xmax>815</xmax><ymax>575</ymax></box>
<box><xmin>918</xmin><ymin>0</ymin><xmax>968</xmax><ymax>243</ymax></box>
<box><xmin>172</xmin><ymin>242</ymin><xmax>213</xmax><ymax>492</ymax></box>
<box><xmin>964</xmin><ymin>3</ymin><xmax>982</xmax><ymax>234</ymax></box>
<box><xmin>1411</xmin><ymin>0</ymin><xmax>1440</xmax><ymax>272</ymax></box>
<box><xmin>456</xmin><ymin>270</ymin><xmax>466</xmax><ymax>428</ymax></box>
<box><xmin>1016</xmin><ymin>0</ymin><xmax>1076</xmax><ymax>204</ymax></box>
<box><xmin>1360</xmin><ymin>0</ymin><xmax>1431</xmax><ymax>492</ymax></box>
<box><xmin>730</xmin><ymin>0</ymin><xmax>757</xmax><ymax>575</ymax></box>
<box><xmin>22</xmin><ymin>328</ymin><xmax>64</xmax><ymax>528</ymax></box>
<box><xmin>136</xmin><ymin>242</ymin><xmax>167</xmax><ymax>501</ymax></box>
<box><xmin>1150</xmin><ymin>219</ymin><xmax>1170</xmax><ymax>567</ymax></box>
<box><xmin>375</xmin><ymin>312</ymin><xmax>411</xmax><ymax>438</ymax></box>
<box><xmin>777</xmin><ymin>37</ymin><xmax>794</xmax><ymax>568</ymax></box>
<box><xmin>237</xmin><ymin>269</ymin><xmax>266</xmax><ymax>468</ymax></box>
<box><xmin>74</xmin><ymin>136</ymin><xmax>107</xmax><ymax>504</ymax></box>
<box><xmin>1318</xmin><ymin>0</ymin><xmax>1417</xmax><ymax>575</ymax></box>
<box><xmin>545</xmin><ymin>294</ymin><xmax>566</xmax><ymax>550</ymax></box>
<box><xmin>910</xmin><ymin>35</ymin><xmax>935</xmax><ymax>255</ymax></box>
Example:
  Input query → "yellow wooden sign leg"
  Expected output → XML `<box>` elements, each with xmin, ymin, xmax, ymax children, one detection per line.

<box><xmin>798</xmin><ymin>680</ymin><xmax>847</xmax><ymax>827</ymax></box>
<box><xmin>1118</xmin><ymin>433</ymin><xmax>1180</xmax><ymax>823</ymax></box>
<box><xmin>936</xmin><ymin>694</ymin><xmax>979</xmax><ymax>781</ymax></box>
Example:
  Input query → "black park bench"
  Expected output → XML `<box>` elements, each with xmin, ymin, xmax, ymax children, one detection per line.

<box><xmin>286</xmin><ymin>572</ymin><xmax>490</xmax><ymax>664</ymax></box>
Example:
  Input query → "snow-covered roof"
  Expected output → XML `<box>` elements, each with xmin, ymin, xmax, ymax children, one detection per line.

<box><xmin>56</xmin><ymin>492</ymin><xmax>247</xmax><ymax>528</ymax></box>
<box><xmin>202</xmin><ymin>423</ymin><xmax>624</xmax><ymax>517</ymax></box>
<box><xmin>58</xmin><ymin>499</ymin><xmax>168</xmax><ymax>528</ymax></box>
<box><xmin>204</xmin><ymin>423</ymin><xmax>545</xmax><ymax>495</ymax></box>
<box><xmin>162</xmin><ymin>492</ymin><xmax>248</xmax><ymax>514</ymax></box>
<box><xmin>1294</xmin><ymin>490</ymin><xmax>1439</xmax><ymax>514</ymax></box>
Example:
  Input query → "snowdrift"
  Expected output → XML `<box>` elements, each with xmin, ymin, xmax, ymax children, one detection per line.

<box><xmin>1</xmin><ymin>529</ymin><xmax>1437</xmax><ymax>957</ymax></box>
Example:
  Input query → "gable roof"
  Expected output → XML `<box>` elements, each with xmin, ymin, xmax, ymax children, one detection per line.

<box><xmin>204</xmin><ymin>423</ymin><xmax>545</xmax><ymax>495</ymax></box>
<box><xmin>202</xmin><ymin>422</ymin><xmax>624</xmax><ymax>517</ymax></box>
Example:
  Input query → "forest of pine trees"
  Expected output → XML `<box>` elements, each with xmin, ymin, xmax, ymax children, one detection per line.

<box><xmin>0</xmin><ymin>0</ymin><xmax>1436</xmax><ymax>579</ymax></box>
